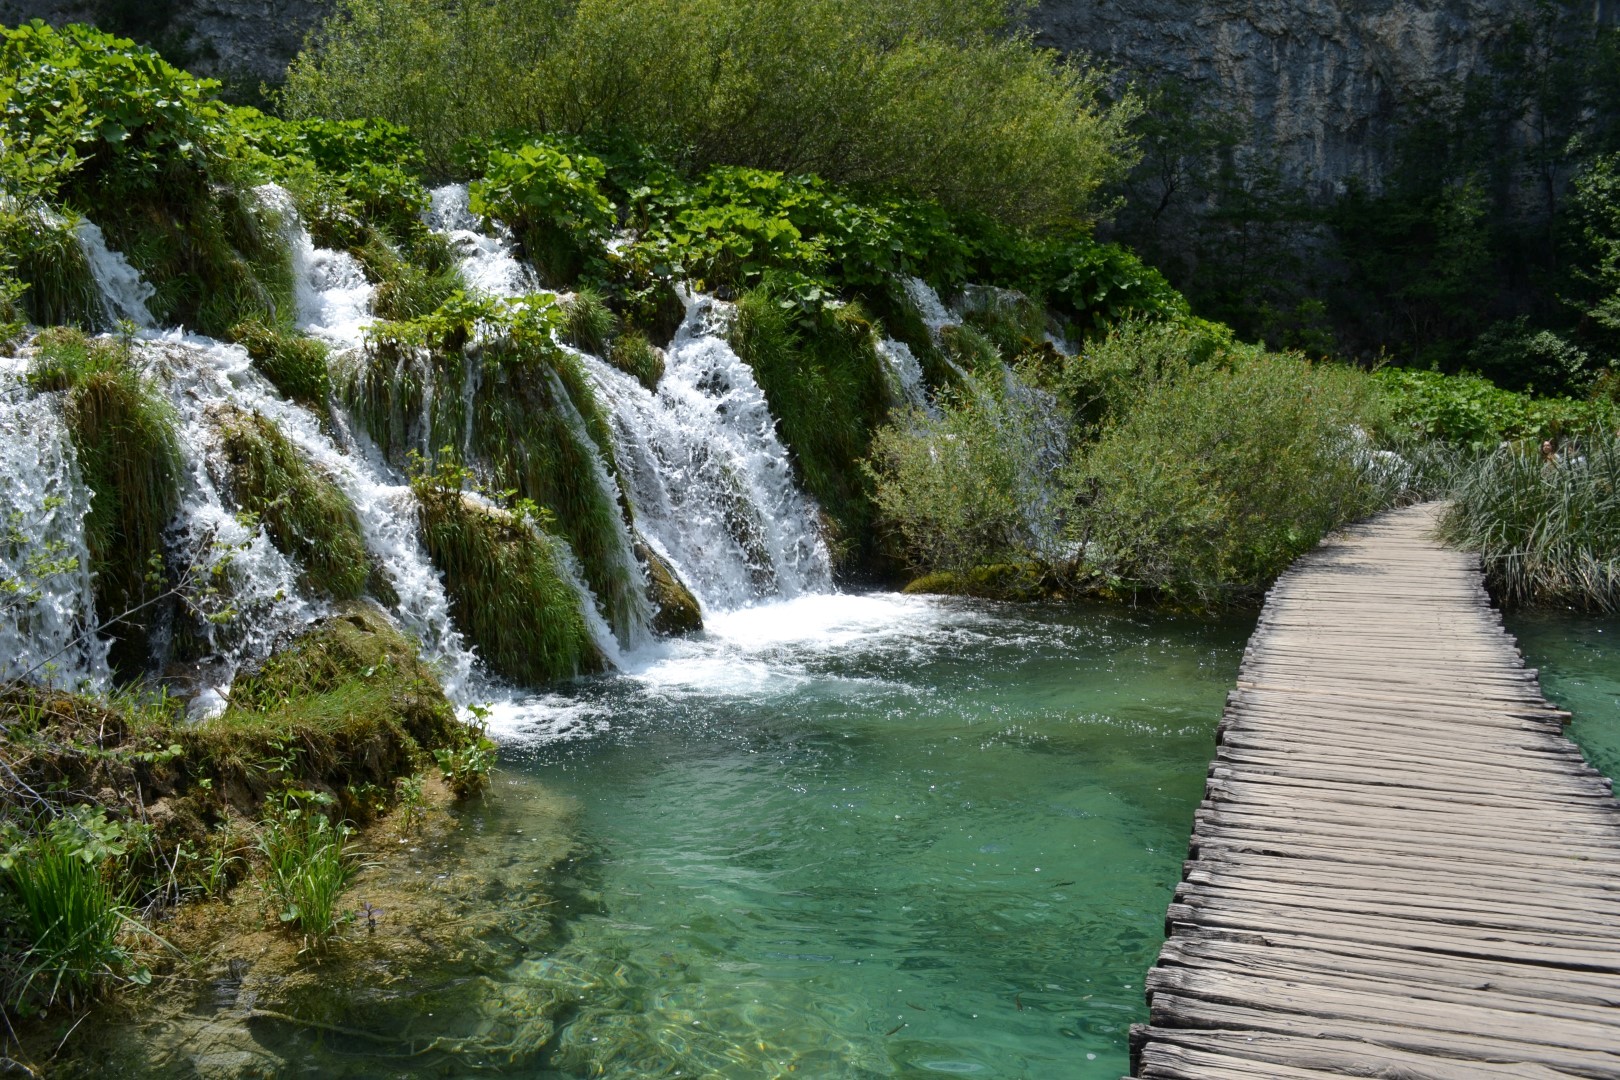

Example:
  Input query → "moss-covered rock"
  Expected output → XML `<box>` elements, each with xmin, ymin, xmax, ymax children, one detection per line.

<box><xmin>730</xmin><ymin>292</ymin><xmax>892</xmax><ymax>572</ymax></box>
<box><xmin>902</xmin><ymin>563</ymin><xmax>1049</xmax><ymax>601</ymax></box>
<box><xmin>0</xmin><ymin>205</ymin><xmax>102</xmax><ymax>330</ymax></box>
<box><xmin>608</xmin><ymin>329</ymin><xmax>665</xmax><ymax>390</ymax></box>
<box><xmin>213</xmin><ymin>404</ymin><xmax>368</xmax><ymax>600</ymax></box>
<box><xmin>413</xmin><ymin>473</ymin><xmax>604</xmax><ymax>686</ymax></box>
<box><xmin>229</xmin><ymin>319</ymin><xmax>332</xmax><ymax>406</ymax></box>
<box><xmin>560</xmin><ymin>286</ymin><xmax>618</xmax><ymax>356</ymax></box>
<box><xmin>28</xmin><ymin>329</ymin><xmax>183</xmax><ymax>678</ymax></box>
<box><xmin>637</xmin><ymin>540</ymin><xmax>701</xmax><ymax>635</ymax></box>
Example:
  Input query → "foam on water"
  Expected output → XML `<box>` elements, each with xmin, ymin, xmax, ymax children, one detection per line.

<box><xmin>425</xmin><ymin>183</ymin><xmax>537</xmax><ymax>299</ymax></box>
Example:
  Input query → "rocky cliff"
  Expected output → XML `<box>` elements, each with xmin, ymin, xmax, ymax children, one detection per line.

<box><xmin>1032</xmin><ymin>0</ymin><xmax>1620</xmax><ymax>199</ymax></box>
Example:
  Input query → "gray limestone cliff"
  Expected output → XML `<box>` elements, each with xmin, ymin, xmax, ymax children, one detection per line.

<box><xmin>1031</xmin><ymin>0</ymin><xmax>1620</xmax><ymax>200</ymax></box>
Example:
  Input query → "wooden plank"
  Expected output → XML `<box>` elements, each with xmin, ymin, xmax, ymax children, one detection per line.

<box><xmin>1132</xmin><ymin>503</ymin><xmax>1620</xmax><ymax>1079</ymax></box>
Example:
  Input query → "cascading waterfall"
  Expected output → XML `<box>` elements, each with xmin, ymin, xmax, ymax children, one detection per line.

<box><xmin>580</xmin><ymin>294</ymin><xmax>834</xmax><ymax>613</ymax></box>
<box><xmin>422</xmin><ymin>184</ymin><xmax>833</xmax><ymax>616</ymax></box>
<box><xmin>0</xmin><ymin>363</ymin><xmax>109</xmax><ymax>689</ymax></box>
<box><xmin>74</xmin><ymin>218</ymin><xmax>157</xmax><ymax>329</ymax></box>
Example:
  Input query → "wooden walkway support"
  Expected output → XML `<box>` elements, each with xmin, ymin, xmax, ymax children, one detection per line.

<box><xmin>1131</xmin><ymin>503</ymin><xmax>1620</xmax><ymax>1080</ymax></box>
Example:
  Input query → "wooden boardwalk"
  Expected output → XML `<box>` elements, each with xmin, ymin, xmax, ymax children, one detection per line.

<box><xmin>1130</xmin><ymin>503</ymin><xmax>1620</xmax><ymax>1080</ymax></box>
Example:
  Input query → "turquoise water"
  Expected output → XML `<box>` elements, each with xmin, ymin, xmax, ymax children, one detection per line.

<box><xmin>96</xmin><ymin>594</ymin><xmax>1245</xmax><ymax>1078</ymax></box>
<box><xmin>1509</xmin><ymin>611</ymin><xmax>1620</xmax><ymax>790</ymax></box>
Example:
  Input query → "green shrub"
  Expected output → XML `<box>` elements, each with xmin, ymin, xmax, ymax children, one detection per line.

<box><xmin>560</xmin><ymin>285</ymin><xmax>618</xmax><ymax>355</ymax></box>
<box><xmin>213</xmin><ymin>406</ymin><xmax>369</xmax><ymax>601</ymax></box>
<box><xmin>28</xmin><ymin>329</ymin><xmax>182</xmax><ymax>677</ymax></box>
<box><xmin>283</xmin><ymin>0</ymin><xmax>1135</xmax><ymax>230</ymax></box>
<box><xmin>865</xmin><ymin>380</ymin><xmax>1064</xmax><ymax>575</ymax></box>
<box><xmin>1056</xmin><ymin>317</ymin><xmax>1234</xmax><ymax>434</ymax></box>
<box><xmin>412</xmin><ymin>460</ymin><xmax>604</xmax><ymax>686</ymax></box>
<box><xmin>355</xmin><ymin>230</ymin><xmax>463</xmax><ymax>322</ymax></box>
<box><xmin>732</xmin><ymin>290</ymin><xmax>892</xmax><ymax>566</ymax></box>
<box><xmin>471</xmin><ymin>140</ymin><xmax>616</xmax><ymax>286</ymax></box>
<box><xmin>1076</xmin><ymin>350</ymin><xmax>1386</xmax><ymax>604</ymax></box>
<box><xmin>1439</xmin><ymin>432</ymin><xmax>1620</xmax><ymax>610</ymax></box>
<box><xmin>1377</xmin><ymin>367</ymin><xmax>1620</xmax><ymax>449</ymax></box>
<box><xmin>229</xmin><ymin>319</ymin><xmax>331</xmax><ymax>406</ymax></box>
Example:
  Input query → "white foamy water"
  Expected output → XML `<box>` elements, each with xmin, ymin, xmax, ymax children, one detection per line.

<box><xmin>425</xmin><ymin>183</ymin><xmax>537</xmax><ymax>299</ymax></box>
<box><xmin>0</xmin><ymin>372</ymin><xmax>110</xmax><ymax>689</ymax></box>
<box><xmin>580</xmin><ymin>292</ymin><xmax>833</xmax><ymax>614</ymax></box>
<box><xmin>256</xmin><ymin>184</ymin><xmax>375</xmax><ymax>348</ymax></box>
<box><xmin>876</xmin><ymin>337</ymin><xmax>933</xmax><ymax>414</ymax></box>
<box><xmin>75</xmin><ymin>219</ymin><xmax>156</xmax><ymax>328</ymax></box>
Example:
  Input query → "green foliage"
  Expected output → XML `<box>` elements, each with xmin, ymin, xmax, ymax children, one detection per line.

<box><xmin>732</xmin><ymin>290</ymin><xmax>892</xmax><ymax>566</ymax></box>
<box><xmin>411</xmin><ymin>459</ymin><xmax>604</xmax><ymax>686</ymax></box>
<box><xmin>1</xmin><ymin>828</ymin><xmax>139</xmax><ymax>1012</ymax></box>
<box><xmin>28</xmin><ymin>329</ymin><xmax>182</xmax><ymax>678</ymax></box>
<box><xmin>0</xmin><ymin>22</ymin><xmax>295</xmax><ymax>338</ymax></box>
<box><xmin>608</xmin><ymin>330</ymin><xmax>664</xmax><ymax>390</ymax></box>
<box><xmin>472</xmin><ymin>140</ymin><xmax>616</xmax><ymax>286</ymax></box>
<box><xmin>432</xmin><ymin>710</ymin><xmax>496</xmax><ymax>799</ymax></box>
<box><xmin>213</xmin><ymin>406</ymin><xmax>369</xmax><ymax>601</ymax></box>
<box><xmin>351</xmin><ymin>293</ymin><xmax>645</xmax><ymax>641</ymax></box>
<box><xmin>1076</xmin><ymin>350</ymin><xmax>1386</xmax><ymax>603</ymax></box>
<box><xmin>1056</xmin><ymin>317</ymin><xmax>1235</xmax><ymax>433</ymax></box>
<box><xmin>257</xmin><ymin>790</ymin><xmax>355</xmax><ymax>947</ymax></box>
<box><xmin>0</xmin><ymin>203</ymin><xmax>101</xmax><ymax>329</ymax></box>
<box><xmin>559</xmin><ymin>286</ymin><xmax>618</xmax><ymax>356</ymax></box>
<box><xmin>1440</xmin><ymin>432</ymin><xmax>1620</xmax><ymax>610</ymax></box>
<box><xmin>865</xmin><ymin>381</ymin><xmax>1066</xmax><ymax>575</ymax></box>
<box><xmin>283</xmin><ymin>0</ymin><xmax>1136</xmax><ymax>229</ymax></box>
<box><xmin>1376</xmin><ymin>367</ymin><xmax>1620</xmax><ymax>449</ymax></box>
<box><xmin>228</xmin><ymin>319</ymin><xmax>331</xmax><ymax>406</ymax></box>
<box><xmin>358</xmin><ymin>231</ymin><xmax>464</xmax><ymax>323</ymax></box>
<box><xmin>1570</xmin><ymin>152</ymin><xmax>1620</xmax><ymax>360</ymax></box>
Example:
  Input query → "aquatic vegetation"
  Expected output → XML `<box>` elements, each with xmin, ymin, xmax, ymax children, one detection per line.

<box><xmin>1440</xmin><ymin>431</ymin><xmax>1620</xmax><ymax>610</ymax></box>
<box><xmin>412</xmin><ymin>460</ymin><xmax>603</xmax><ymax>686</ymax></box>
<box><xmin>607</xmin><ymin>329</ymin><xmax>664</xmax><ymax>390</ymax></box>
<box><xmin>560</xmin><ymin>285</ymin><xmax>618</xmax><ymax>356</ymax></box>
<box><xmin>212</xmin><ymin>405</ymin><xmax>368</xmax><ymax>601</ymax></box>
<box><xmin>27</xmin><ymin>329</ymin><xmax>183</xmax><ymax>677</ymax></box>
<box><xmin>257</xmin><ymin>791</ymin><xmax>356</xmax><ymax>946</ymax></box>
<box><xmin>732</xmin><ymin>290</ymin><xmax>892</xmax><ymax>567</ymax></box>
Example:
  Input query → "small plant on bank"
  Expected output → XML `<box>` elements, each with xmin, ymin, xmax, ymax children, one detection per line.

<box><xmin>433</xmin><ymin>705</ymin><xmax>496</xmax><ymax>799</ymax></box>
<box><xmin>257</xmin><ymin>788</ymin><xmax>357</xmax><ymax>948</ymax></box>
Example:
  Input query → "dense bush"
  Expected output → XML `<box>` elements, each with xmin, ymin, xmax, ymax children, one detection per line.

<box><xmin>1075</xmin><ymin>349</ymin><xmax>1385</xmax><ymax>603</ymax></box>
<box><xmin>0</xmin><ymin>22</ymin><xmax>293</xmax><ymax>337</ymax></box>
<box><xmin>1440</xmin><ymin>433</ymin><xmax>1620</xmax><ymax>611</ymax></box>
<box><xmin>282</xmin><ymin>0</ymin><xmax>1135</xmax><ymax>229</ymax></box>
<box><xmin>1377</xmin><ymin>368</ymin><xmax>1620</xmax><ymax>449</ymax></box>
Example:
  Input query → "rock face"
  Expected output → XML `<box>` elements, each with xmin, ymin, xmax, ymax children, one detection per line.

<box><xmin>0</xmin><ymin>0</ymin><xmax>326</xmax><ymax>88</ymax></box>
<box><xmin>1031</xmin><ymin>0</ymin><xmax>1620</xmax><ymax>199</ymax></box>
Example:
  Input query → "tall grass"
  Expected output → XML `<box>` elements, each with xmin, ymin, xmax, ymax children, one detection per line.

<box><xmin>214</xmin><ymin>406</ymin><xmax>369</xmax><ymax>600</ymax></box>
<box><xmin>1439</xmin><ymin>432</ymin><xmax>1620</xmax><ymax>610</ymax></box>
<box><xmin>28</xmin><ymin>330</ymin><xmax>183</xmax><ymax>677</ymax></box>
<box><xmin>3</xmin><ymin>835</ymin><xmax>135</xmax><ymax>1010</ymax></box>
<box><xmin>258</xmin><ymin>797</ymin><xmax>355</xmax><ymax>947</ymax></box>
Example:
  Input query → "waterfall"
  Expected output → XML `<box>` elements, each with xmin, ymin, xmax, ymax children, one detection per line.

<box><xmin>876</xmin><ymin>337</ymin><xmax>932</xmax><ymax>414</ymax></box>
<box><xmin>425</xmin><ymin>184</ymin><xmax>538</xmax><ymax>299</ymax></box>
<box><xmin>0</xmin><ymin>362</ymin><xmax>110</xmax><ymax>690</ymax></box>
<box><xmin>74</xmin><ymin>219</ymin><xmax>156</xmax><ymax>328</ymax></box>
<box><xmin>580</xmin><ymin>293</ymin><xmax>833</xmax><ymax>612</ymax></box>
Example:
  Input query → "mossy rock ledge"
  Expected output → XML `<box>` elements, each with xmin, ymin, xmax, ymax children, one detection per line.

<box><xmin>638</xmin><ymin>540</ymin><xmax>703</xmax><ymax>635</ymax></box>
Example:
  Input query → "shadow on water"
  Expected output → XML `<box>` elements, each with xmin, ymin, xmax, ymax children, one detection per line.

<box><xmin>71</xmin><ymin>595</ymin><xmax>1255</xmax><ymax>1078</ymax></box>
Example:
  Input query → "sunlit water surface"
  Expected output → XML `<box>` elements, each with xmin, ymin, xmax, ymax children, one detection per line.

<box><xmin>89</xmin><ymin>594</ymin><xmax>1251</xmax><ymax>1078</ymax></box>
<box><xmin>1510</xmin><ymin>611</ymin><xmax>1620</xmax><ymax>791</ymax></box>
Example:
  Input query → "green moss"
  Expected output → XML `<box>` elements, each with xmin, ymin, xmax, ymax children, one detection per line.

<box><xmin>229</xmin><ymin>319</ymin><xmax>331</xmax><ymax>406</ymax></box>
<box><xmin>28</xmin><ymin>329</ymin><xmax>182</xmax><ymax>678</ymax></box>
<box><xmin>357</xmin><ymin>230</ymin><xmax>462</xmax><ymax>323</ymax></box>
<box><xmin>608</xmin><ymin>329</ymin><xmax>665</xmax><ymax>390</ymax></box>
<box><xmin>902</xmin><ymin>564</ymin><xmax>1047</xmax><ymax>601</ymax></box>
<box><xmin>960</xmin><ymin>288</ymin><xmax>1048</xmax><ymax>361</ymax></box>
<box><xmin>939</xmin><ymin>322</ymin><xmax>1003</xmax><ymax>382</ymax></box>
<box><xmin>637</xmin><ymin>539</ymin><xmax>702</xmax><ymax>635</ymax></box>
<box><xmin>413</xmin><ymin>469</ymin><xmax>604</xmax><ymax>686</ymax></box>
<box><xmin>730</xmin><ymin>291</ymin><xmax>892</xmax><ymax>570</ymax></box>
<box><xmin>859</xmin><ymin>283</ymin><xmax>958</xmax><ymax>396</ymax></box>
<box><xmin>349</xmin><ymin>304</ymin><xmax>645</xmax><ymax>643</ymax></box>
<box><xmin>213</xmin><ymin>405</ymin><xmax>368</xmax><ymax>601</ymax></box>
<box><xmin>0</xmin><ymin>205</ymin><xmax>101</xmax><ymax>329</ymax></box>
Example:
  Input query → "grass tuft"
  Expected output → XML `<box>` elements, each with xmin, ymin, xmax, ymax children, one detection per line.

<box><xmin>229</xmin><ymin>320</ymin><xmax>332</xmax><ymax>407</ymax></box>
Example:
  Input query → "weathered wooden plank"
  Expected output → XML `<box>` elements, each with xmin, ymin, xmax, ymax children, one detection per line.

<box><xmin>1132</xmin><ymin>503</ymin><xmax>1620</xmax><ymax>1080</ymax></box>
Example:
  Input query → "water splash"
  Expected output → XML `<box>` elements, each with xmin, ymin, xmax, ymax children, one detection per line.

<box><xmin>425</xmin><ymin>184</ymin><xmax>537</xmax><ymax>299</ymax></box>
<box><xmin>580</xmin><ymin>292</ymin><xmax>833</xmax><ymax>613</ymax></box>
<box><xmin>0</xmin><ymin>367</ymin><xmax>109</xmax><ymax>690</ymax></box>
<box><xmin>876</xmin><ymin>337</ymin><xmax>933</xmax><ymax>414</ymax></box>
<box><xmin>74</xmin><ymin>220</ymin><xmax>156</xmax><ymax>328</ymax></box>
<box><xmin>256</xmin><ymin>184</ymin><xmax>375</xmax><ymax>348</ymax></box>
